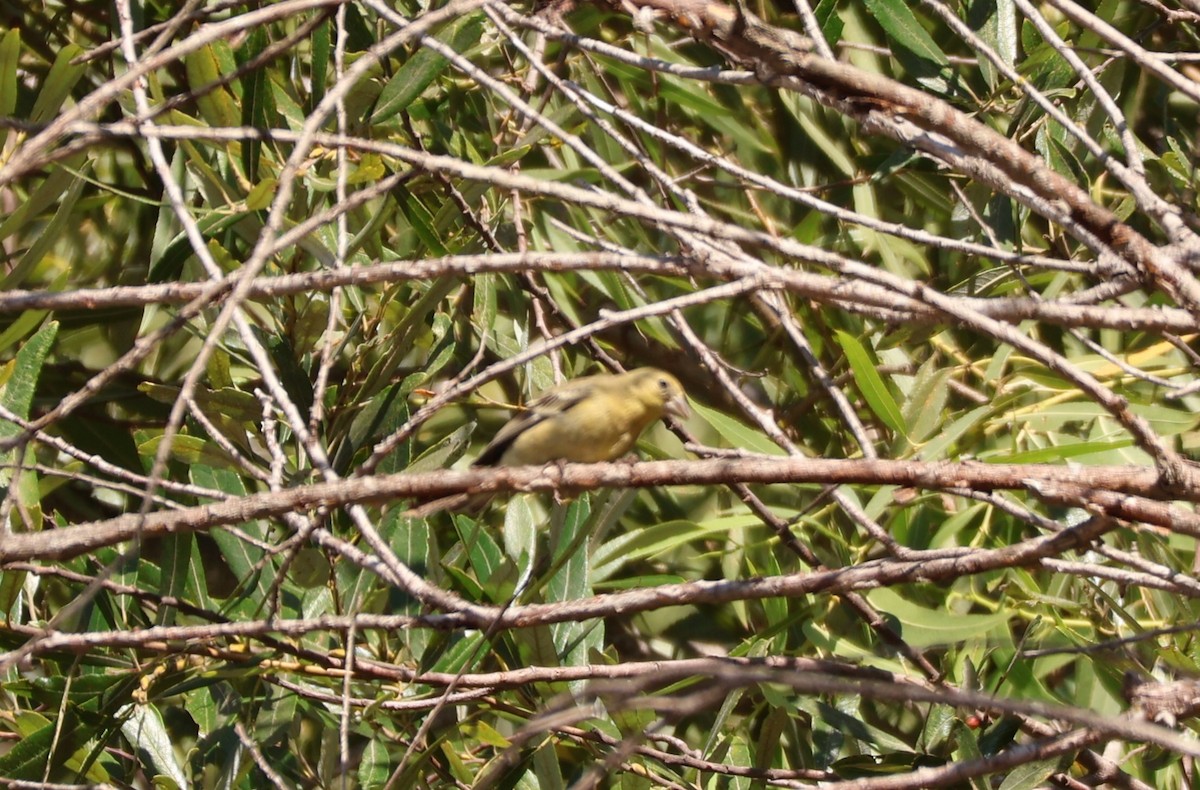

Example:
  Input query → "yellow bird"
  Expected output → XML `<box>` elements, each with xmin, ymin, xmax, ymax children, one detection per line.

<box><xmin>473</xmin><ymin>367</ymin><xmax>691</xmax><ymax>467</ymax></box>
<box><xmin>406</xmin><ymin>368</ymin><xmax>689</xmax><ymax>517</ymax></box>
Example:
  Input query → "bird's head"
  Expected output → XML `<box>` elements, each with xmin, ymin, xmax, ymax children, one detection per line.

<box><xmin>631</xmin><ymin>368</ymin><xmax>691</xmax><ymax>421</ymax></box>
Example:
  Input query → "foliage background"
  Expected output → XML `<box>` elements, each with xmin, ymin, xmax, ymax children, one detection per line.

<box><xmin>1</xmin><ymin>0</ymin><xmax>1199</xmax><ymax>787</ymax></box>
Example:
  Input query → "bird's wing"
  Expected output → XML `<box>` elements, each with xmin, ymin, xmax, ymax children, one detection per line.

<box><xmin>471</xmin><ymin>375</ymin><xmax>601</xmax><ymax>466</ymax></box>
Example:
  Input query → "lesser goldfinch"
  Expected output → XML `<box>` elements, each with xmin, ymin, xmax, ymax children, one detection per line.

<box><xmin>407</xmin><ymin>368</ymin><xmax>689</xmax><ymax>517</ymax></box>
<box><xmin>473</xmin><ymin>367</ymin><xmax>691</xmax><ymax>467</ymax></box>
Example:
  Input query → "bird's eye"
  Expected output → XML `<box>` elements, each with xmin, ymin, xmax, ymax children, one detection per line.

<box><xmin>658</xmin><ymin>378</ymin><xmax>670</xmax><ymax>392</ymax></box>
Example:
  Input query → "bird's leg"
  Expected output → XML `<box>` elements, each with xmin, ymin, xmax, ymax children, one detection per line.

<box><xmin>550</xmin><ymin>459</ymin><xmax>576</xmax><ymax>505</ymax></box>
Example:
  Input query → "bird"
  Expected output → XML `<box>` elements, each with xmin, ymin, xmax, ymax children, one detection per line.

<box><xmin>472</xmin><ymin>367</ymin><xmax>691</xmax><ymax>468</ymax></box>
<box><xmin>405</xmin><ymin>368</ymin><xmax>690</xmax><ymax>517</ymax></box>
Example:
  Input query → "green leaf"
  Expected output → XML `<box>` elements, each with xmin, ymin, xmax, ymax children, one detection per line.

<box><xmin>455</xmin><ymin>513</ymin><xmax>506</xmax><ymax>586</ymax></box>
<box><xmin>951</xmin><ymin>720</ymin><xmax>987</xmax><ymax>790</ymax></box>
<box><xmin>372</xmin><ymin>14</ymin><xmax>484</xmax><ymax>123</ymax></box>
<box><xmin>31</xmin><ymin>44</ymin><xmax>86</xmax><ymax>123</ymax></box>
<box><xmin>2</xmin><ymin>166</ymin><xmax>85</xmax><ymax>290</ymax></box>
<box><xmin>310</xmin><ymin>19</ymin><xmax>330</xmax><ymax>107</ymax></box>
<box><xmin>395</xmin><ymin>187</ymin><xmax>449</xmax><ymax>256</ymax></box>
<box><xmin>189</xmin><ymin>464</ymin><xmax>273</xmax><ymax>605</ymax></box>
<box><xmin>156</xmin><ymin>532</ymin><xmax>191</xmax><ymax>626</ymax></box>
<box><xmin>997</xmin><ymin>757</ymin><xmax>1063</xmax><ymax>790</ymax></box>
<box><xmin>691</xmin><ymin>400</ymin><xmax>785</xmax><ymax>456</ymax></box>
<box><xmin>547</xmin><ymin>502</ymin><xmax>599</xmax><ymax>673</ymax></box>
<box><xmin>814</xmin><ymin>0</ymin><xmax>845</xmax><ymax>43</ymax></box>
<box><xmin>137</xmin><ymin>383</ymin><xmax>261</xmax><ymax>421</ymax></box>
<box><xmin>0</xmin><ymin>156</ymin><xmax>82</xmax><ymax>245</ymax></box>
<box><xmin>532</xmin><ymin>740</ymin><xmax>565</xmax><ymax>790</ymax></box>
<box><xmin>989</xmin><ymin>439</ymin><xmax>1134</xmax><ymax>464</ymax></box>
<box><xmin>504</xmin><ymin>494</ymin><xmax>539</xmax><ymax>569</ymax></box>
<box><xmin>0</xmin><ymin>28</ymin><xmax>20</xmax><ymax>118</ymax></box>
<box><xmin>0</xmin><ymin>717</ymin><xmax>58</xmax><ymax>780</ymax></box>
<box><xmin>592</xmin><ymin>516</ymin><xmax>761</xmax><ymax>582</ymax></box>
<box><xmin>0</xmin><ymin>708</ymin><xmax>111</xmax><ymax>782</ymax></box>
<box><xmin>358</xmin><ymin>738</ymin><xmax>390</xmax><ymax>788</ymax></box>
<box><xmin>245</xmin><ymin>177</ymin><xmax>277</xmax><ymax>210</ymax></box>
<box><xmin>970</xmin><ymin>0</ymin><xmax>1017</xmax><ymax>90</ymax></box>
<box><xmin>835</xmin><ymin>330</ymin><xmax>905</xmax><ymax>435</ymax></box>
<box><xmin>121</xmin><ymin>703</ymin><xmax>188</xmax><ymax>789</ymax></box>
<box><xmin>238</xmin><ymin>26</ymin><xmax>269</xmax><ymax>181</ymax></box>
<box><xmin>901</xmin><ymin>357</ymin><xmax>950</xmax><ymax>444</ymax></box>
<box><xmin>866</xmin><ymin>587</ymin><xmax>1011</xmax><ymax>647</ymax></box>
<box><xmin>0</xmin><ymin>319</ymin><xmax>54</xmax><ymax>570</ymax></box>
<box><xmin>0</xmin><ymin>320</ymin><xmax>57</xmax><ymax>430</ymax></box>
<box><xmin>184</xmin><ymin>43</ymin><xmax>241</xmax><ymax>129</ymax></box>
<box><xmin>138</xmin><ymin>434</ymin><xmax>238</xmax><ymax>468</ymax></box>
<box><xmin>861</xmin><ymin>0</ymin><xmax>953</xmax><ymax>94</ymax></box>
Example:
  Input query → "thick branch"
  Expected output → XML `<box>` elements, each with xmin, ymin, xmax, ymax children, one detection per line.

<box><xmin>1</xmin><ymin>252</ymin><xmax>1195</xmax><ymax>332</ymax></box>
<box><xmin>4</xmin><ymin>457</ymin><xmax>1198</xmax><ymax>563</ymax></box>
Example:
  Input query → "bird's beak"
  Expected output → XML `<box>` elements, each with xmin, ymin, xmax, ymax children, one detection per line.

<box><xmin>664</xmin><ymin>394</ymin><xmax>691</xmax><ymax>421</ymax></box>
